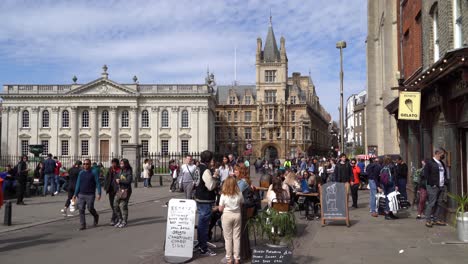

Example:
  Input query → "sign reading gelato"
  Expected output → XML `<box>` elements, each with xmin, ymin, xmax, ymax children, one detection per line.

<box><xmin>398</xmin><ymin>91</ymin><xmax>421</xmax><ymax>120</ymax></box>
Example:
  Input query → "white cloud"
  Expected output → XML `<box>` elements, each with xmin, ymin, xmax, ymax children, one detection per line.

<box><xmin>0</xmin><ymin>0</ymin><xmax>367</xmax><ymax>120</ymax></box>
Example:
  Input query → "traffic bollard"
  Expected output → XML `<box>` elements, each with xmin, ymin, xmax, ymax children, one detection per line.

<box><xmin>4</xmin><ymin>201</ymin><xmax>12</xmax><ymax>226</ymax></box>
<box><xmin>160</xmin><ymin>175</ymin><xmax>163</xmax><ymax>186</ymax></box>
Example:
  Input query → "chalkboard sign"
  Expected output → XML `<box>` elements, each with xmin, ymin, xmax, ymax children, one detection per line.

<box><xmin>164</xmin><ymin>199</ymin><xmax>197</xmax><ymax>263</ymax></box>
<box><xmin>320</xmin><ymin>182</ymin><xmax>350</xmax><ymax>227</ymax></box>
<box><xmin>251</xmin><ymin>246</ymin><xmax>293</xmax><ymax>264</ymax></box>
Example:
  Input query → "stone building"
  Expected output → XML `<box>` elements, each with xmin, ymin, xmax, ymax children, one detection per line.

<box><xmin>366</xmin><ymin>0</ymin><xmax>400</xmax><ymax>156</ymax></box>
<box><xmin>0</xmin><ymin>66</ymin><xmax>216</xmax><ymax>157</ymax></box>
<box><xmin>215</xmin><ymin>21</ymin><xmax>331</xmax><ymax>160</ymax></box>
<box><xmin>386</xmin><ymin>0</ymin><xmax>468</xmax><ymax>206</ymax></box>
<box><xmin>345</xmin><ymin>90</ymin><xmax>366</xmax><ymax>155</ymax></box>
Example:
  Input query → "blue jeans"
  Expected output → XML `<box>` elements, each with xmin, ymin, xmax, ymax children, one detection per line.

<box><xmin>398</xmin><ymin>178</ymin><xmax>408</xmax><ymax>200</ymax></box>
<box><xmin>44</xmin><ymin>173</ymin><xmax>56</xmax><ymax>195</ymax></box>
<box><xmin>384</xmin><ymin>185</ymin><xmax>395</xmax><ymax>212</ymax></box>
<box><xmin>55</xmin><ymin>175</ymin><xmax>61</xmax><ymax>193</ymax></box>
<box><xmin>197</xmin><ymin>202</ymin><xmax>213</xmax><ymax>251</ymax></box>
<box><xmin>369</xmin><ymin>180</ymin><xmax>377</xmax><ymax>213</ymax></box>
<box><xmin>144</xmin><ymin>178</ymin><xmax>149</xmax><ymax>187</ymax></box>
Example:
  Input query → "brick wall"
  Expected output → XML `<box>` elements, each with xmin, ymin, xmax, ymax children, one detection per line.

<box><xmin>399</xmin><ymin>0</ymin><xmax>423</xmax><ymax>81</ymax></box>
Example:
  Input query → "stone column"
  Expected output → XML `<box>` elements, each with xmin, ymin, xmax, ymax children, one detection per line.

<box><xmin>131</xmin><ymin>106</ymin><xmax>139</xmax><ymax>144</ymax></box>
<box><xmin>151</xmin><ymin>107</ymin><xmax>159</xmax><ymax>153</ymax></box>
<box><xmin>90</xmin><ymin>106</ymin><xmax>99</xmax><ymax>157</ymax></box>
<box><xmin>110</xmin><ymin>106</ymin><xmax>119</xmax><ymax>156</ymax></box>
<box><xmin>70</xmin><ymin>107</ymin><xmax>79</xmax><ymax>157</ymax></box>
<box><xmin>12</xmin><ymin>107</ymin><xmax>20</xmax><ymax>156</ymax></box>
<box><xmin>51</xmin><ymin>107</ymin><xmax>60</xmax><ymax>155</ymax></box>
<box><xmin>1</xmin><ymin>107</ymin><xmax>10</xmax><ymax>155</ymax></box>
<box><xmin>199</xmin><ymin>107</ymin><xmax>209</xmax><ymax>151</ymax></box>
<box><xmin>31</xmin><ymin>107</ymin><xmax>40</xmax><ymax>145</ymax></box>
<box><xmin>171</xmin><ymin>106</ymin><xmax>179</xmax><ymax>152</ymax></box>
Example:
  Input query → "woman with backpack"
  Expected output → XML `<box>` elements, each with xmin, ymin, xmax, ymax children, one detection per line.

<box><xmin>219</xmin><ymin>176</ymin><xmax>243</xmax><ymax>264</ymax></box>
<box><xmin>378</xmin><ymin>156</ymin><xmax>399</xmax><ymax>220</ymax></box>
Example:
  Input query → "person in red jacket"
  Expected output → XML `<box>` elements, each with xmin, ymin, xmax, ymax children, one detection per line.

<box><xmin>350</xmin><ymin>158</ymin><xmax>361</xmax><ymax>208</ymax></box>
<box><xmin>54</xmin><ymin>156</ymin><xmax>62</xmax><ymax>195</ymax></box>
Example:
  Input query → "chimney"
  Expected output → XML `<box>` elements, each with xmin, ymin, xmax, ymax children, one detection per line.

<box><xmin>292</xmin><ymin>72</ymin><xmax>301</xmax><ymax>85</ymax></box>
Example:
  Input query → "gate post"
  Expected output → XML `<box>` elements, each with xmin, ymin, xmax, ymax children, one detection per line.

<box><xmin>121</xmin><ymin>144</ymin><xmax>142</xmax><ymax>188</ymax></box>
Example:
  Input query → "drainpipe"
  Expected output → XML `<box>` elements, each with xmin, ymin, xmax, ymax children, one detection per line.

<box><xmin>399</xmin><ymin>0</ymin><xmax>405</xmax><ymax>84</ymax></box>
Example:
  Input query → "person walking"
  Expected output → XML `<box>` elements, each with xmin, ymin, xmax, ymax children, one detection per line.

<box><xmin>104</xmin><ymin>158</ymin><xmax>120</xmax><ymax>226</ymax></box>
<box><xmin>148</xmin><ymin>159</ymin><xmax>154</xmax><ymax>187</ymax></box>
<box><xmin>43</xmin><ymin>154</ymin><xmax>56</xmax><ymax>196</ymax></box>
<box><xmin>16</xmin><ymin>155</ymin><xmax>29</xmax><ymax>205</ymax></box>
<box><xmin>424</xmin><ymin>148</ymin><xmax>448</xmax><ymax>228</ymax></box>
<box><xmin>114</xmin><ymin>159</ymin><xmax>133</xmax><ymax>228</ymax></box>
<box><xmin>366</xmin><ymin>157</ymin><xmax>382</xmax><ymax>217</ymax></box>
<box><xmin>350</xmin><ymin>158</ymin><xmax>361</xmax><ymax>208</ymax></box>
<box><xmin>180</xmin><ymin>155</ymin><xmax>198</xmax><ymax>199</ymax></box>
<box><xmin>378</xmin><ymin>156</ymin><xmax>399</xmax><ymax>220</ymax></box>
<box><xmin>73</xmin><ymin>159</ymin><xmax>101</xmax><ymax>230</ymax></box>
<box><xmin>143</xmin><ymin>159</ymin><xmax>151</xmax><ymax>188</ymax></box>
<box><xmin>415</xmin><ymin>159</ymin><xmax>428</xmax><ymax>219</ymax></box>
<box><xmin>194</xmin><ymin>150</ymin><xmax>219</xmax><ymax>257</ymax></box>
<box><xmin>61</xmin><ymin>160</ymin><xmax>82</xmax><ymax>216</ymax></box>
<box><xmin>219</xmin><ymin>176</ymin><xmax>243</xmax><ymax>264</ymax></box>
<box><xmin>396</xmin><ymin>156</ymin><xmax>408</xmax><ymax>201</ymax></box>
<box><xmin>53</xmin><ymin>156</ymin><xmax>62</xmax><ymax>195</ymax></box>
<box><xmin>331</xmin><ymin>154</ymin><xmax>352</xmax><ymax>183</ymax></box>
<box><xmin>169</xmin><ymin>159</ymin><xmax>179</xmax><ymax>192</ymax></box>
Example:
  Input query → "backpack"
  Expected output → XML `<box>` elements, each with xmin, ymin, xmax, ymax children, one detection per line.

<box><xmin>380</xmin><ymin>166</ymin><xmax>393</xmax><ymax>186</ymax></box>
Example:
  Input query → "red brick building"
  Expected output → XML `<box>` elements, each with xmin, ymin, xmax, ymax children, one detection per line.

<box><xmin>399</xmin><ymin>0</ymin><xmax>423</xmax><ymax>83</ymax></box>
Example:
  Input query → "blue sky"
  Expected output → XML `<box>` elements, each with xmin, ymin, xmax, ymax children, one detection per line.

<box><xmin>0</xmin><ymin>0</ymin><xmax>367</xmax><ymax>120</ymax></box>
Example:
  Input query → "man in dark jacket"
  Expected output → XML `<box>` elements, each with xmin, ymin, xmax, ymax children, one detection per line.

<box><xmin>194</xmin><ymin>150</ymin><xmax>219</xmax><ymax>257</ymax></box>
<box><xmin>396</xmin><ymin>156</ymin><xmax>409</xmax><ymax>201</ymax></box>
<box><xmin>16</xmin><ymin>156</ymin><xmax>29</xmax><ymax>205</ymax></box>
<box><xmin>366</xmin><ymin>157</ymin><xmax>381</xmax><ymax>217</ymax></box>
<box><xmin>332</xmin><ymin>153</ymin><xmax>352</xmax><ymax>183</ymax></box>
<box><xmin>43</xmin><ymin>154</ymin><xmax>56</xmax><ymax>196</ymax></box>
<box><xmin>104</xmin><ymin>158</ymin><xmax>120</xmax><ymax>225</ymax></box>
<box><xmin>424</xmin><ymin>148</ymin><xmax>448</xmax><ymax>228</ymax></box>
<box><xmin>62</xmin><ymin>160</ymin><xmax>82</xmax><ymax>216</ymax></box>
<box><xmin>73</xmin><ymin>159</ymin><xmax>101</xmax><ymax>230</ymax></box>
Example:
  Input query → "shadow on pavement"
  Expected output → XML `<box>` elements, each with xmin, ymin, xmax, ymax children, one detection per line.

<box><xmin>0</xmin><ymin>233</ymin><xmax>52</xmax><ymax>245</ymax></box>
<box><xmin>0</xmin><ymin>233</ymin><xmax>70</xmax><ymax>252</ymax></box>
<box><xmin>128</xmin><ymin>216</ymin><xmax>166</xmax><ymax>227</ymax></box>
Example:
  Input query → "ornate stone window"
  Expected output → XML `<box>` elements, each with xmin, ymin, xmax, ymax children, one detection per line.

<box><xmin>42</xmin><ymin>110</ymin><xmax>49</xmax><ymax>128</ymax></box>
<box><xmin>21</xmin><ymin>140</ymin><xmax>29</xmax><ymax>156</ymax></box>
<box><xmin>81</xmin><ymin>140</ymin><xmax>89</xmax><ymax>155</ymax></box>
<box><xmin>245</xmin><ymin>96</ymin><xmax>251</xmax><ymax>105</ymax></box>
<box><xmin>245</xmin><ymin>111</ymin><xmax>252</xmax><ymax>122</ymax></box>
<box><xmin>141</xmin><ymin>110</ymin><xmax>149</xmax><ymax>128</ymax></box>
<box><xmin>161</xmin><ymin>140</ymin><xmax>169</xmax><ymax>155</ymax></box>
<box><xmin>291</xmin><ymin>111</ymin><xmax>296</xmax><ymax>122</ymax></box>
<box><xmin>229</xmin><ymin>96</ymin><xmax>236</xmax><ymax>105</ymax></box>
<box><xmin>245</xmin><ymin>128</ymin><xmax>252</xmax><ymax>140</ymax></box>
<box><xmin>102</xmin><ymin>110</ymin><xmax>109</xmax><ymax>128</ymax></box>
<box><xmin>181</xmin><ymin>140</ymin><xmax>189</xmax><ymax>154</ymax></box>
<box><xmin>22</xmin><ymin>110</ymin><xmax>30</xmax><ymax>128</ymax></box>
<box><xmin>82</xmin><ymin>110</ymin><xmax>89</xmax><ymax>128</ymax></box>
<box><xmin>265</xmin><ymin>90</ymin><xmax>276</xmax><ymax>103</ymax></box>
<box><xmin>121</xmin><ymin>110</ymin><xmax>129</xmax><ymax>128</ymax></box>
<box><xmin>41</xmin><ymin>140</ymin><xmax>49</xmax><ymax>155</ymax></box>
<box><xmin>265</xmin><ymin>70</ymin><xmax>276</xmax><ymax>83</ymax></box>
<box><xmin>61</xmin><ymin>140</ymin><xmax>69</xmax><ymax>156</ymax></box>
<box><xmin>181</xmin><ymin>110</ymin><xmax>189</xmax><ymax>128</ymax></box>
<box><xmin>291</xmin><ymin>127</ymin><xmax>296</xmax><ymax>140</ymax></box>
<box><xmin>161</xmin><ymin>110</ymin><xmax>169</xmax><ymax>128</ymax></box>
<box><xmin>62</xmin><ymin>110</ymin><xmax>69</xmax><ymax>128</ymax></box>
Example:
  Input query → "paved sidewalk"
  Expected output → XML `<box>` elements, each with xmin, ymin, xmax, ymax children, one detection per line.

<box><xmin>0</xmin><ymin>178</ymin><xmax>179</xmax><ymax>234</ymax></box>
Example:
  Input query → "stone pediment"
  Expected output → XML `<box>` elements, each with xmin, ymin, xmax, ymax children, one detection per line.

<box><xmin>66</xmin><ymin>78</ymin><xmax>137</xmax><ymax>96</ymax></box>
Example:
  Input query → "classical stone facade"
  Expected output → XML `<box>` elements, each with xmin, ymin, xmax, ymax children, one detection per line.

<box><xmin>366</xmin><ymin>0</ymin><xmax>400</xmax><ymax>156</ymax></box>
<box><xmin>1</xmin><ymin>66</ymin><xmax>216</xmax><ymax>157</ymax></box>
<box><xmin>215</xmin><ymin>21</ymin><xmax>331</xmax><ymax>160</ymax></box>
<box><xmin>345</xmin><ymin>90</ymin><xmax>366</xmax><ymax>155</ymax></box>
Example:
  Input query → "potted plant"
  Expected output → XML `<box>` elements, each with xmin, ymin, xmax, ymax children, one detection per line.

<box><xmin>447</xmin><ymin>192</ymin><xmax>468</xmax><ymax>242</ymax></box>
<box><xmin>248</xmin><ymin>205</ymin><xmax>297</xmax><ymax>247</ymax></box>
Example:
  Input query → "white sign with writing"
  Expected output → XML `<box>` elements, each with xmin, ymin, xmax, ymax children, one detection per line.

<box><xmin>164</xmin><ymin>199</ymin><xmax>197</xmax><ymax>263</ymax></box>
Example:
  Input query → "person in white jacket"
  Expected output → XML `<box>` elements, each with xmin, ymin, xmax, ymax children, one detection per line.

<box><xmin>142</xmin><ymin>159</ymin><xmax>151</xmax><ymax>188</ymax></box>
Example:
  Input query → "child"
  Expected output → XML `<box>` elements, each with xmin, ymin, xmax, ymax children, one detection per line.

<box><xmin>219</xmin><ymin>176</ymin><xmax>243</xmax><ymax>264</ymax></box>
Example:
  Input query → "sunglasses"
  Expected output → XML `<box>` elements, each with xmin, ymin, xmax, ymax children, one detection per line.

<box><xmin>83</xmin><ymin>163</ymin><xmax>91</xmax><ymax>165</ymax></box>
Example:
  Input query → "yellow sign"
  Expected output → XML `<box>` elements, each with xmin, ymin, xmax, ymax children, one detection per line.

<box><xmin>398</xmin><ymin>91</ymin><xmax>421</xmax><ymax>120</ymax></box>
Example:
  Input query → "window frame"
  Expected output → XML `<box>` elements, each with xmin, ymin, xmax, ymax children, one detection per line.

<box><xmin>41</xmin><ymin>140</ymin><xmax>49</xmax><ymax>155</ymax></box>
<box><xmin>181</xmin><ymin>110</ymin><xmax>189</xmax><ymax>128</ymax></box>
<box><xmin>265</xmin><ymin>90</ymin><xmax>277</xmax><ymax>103</ymax></box>
<box><xmin>82</xmin><ymin>110</ymin><xmax>89</xmax><ymax>128</ymax></box>
<box><xmin>141</xmin><ymin>110</ymin><xmax>149</xmax><ymax>128</ymax></box>
<box><xmin>21</xmin><ymin>140</ymin><xmax>29</xmax><ymax>156</ymax></box>
<box><xmin>265</xmin><ymin>70</ymin><xmax>277</xmax><ymax>83</ymax></box>
<box><xmin>22</xmin><ymin>110</ymin><xmax>30</xmax><ymax>128</ymax></box>
<box><xmin>433</xmin><ymin>7</ymin><xmax>440</xmax><ymax>61</ymax></box>
<box><xmin>454</xmin><ymin>0</ymin><xmax>463</xmax><ymax>48</ymax></box>
<box><xmin>42</xmin><ymin>110</ymin><xmax>50</xmax><ymax>128</ymax></box>
<box><xmin>121</xmin><ymin>110</ymin><xmax>129</xmax><ymax>128</ymax></box>
<box><xmin>81</xmin><ymin>140</ymin><xmax>89</xmax><ymax>156</ymax></box>
<box><xmin>161</xmin><ymin>140</ymin><xmax>169</xmax><ymax>155</ymax></box>
<box><xmin>61</xmin><ymin>140</ymin><xmax>69</xmax><ymax>156</ymax></box>
<box><xmin>161</xmin><ymin>110</ymin><xmax>169</xmax><ymax>128</ymax></box>
<box><xmin>101</xmin><ymin>110</ymin><xmax>109</xmax><ymax>128</ymax></box>
<box><xmin>245</xmin><ymin>127</ymin><xmax>252</xmax><ymax>140</ymax></box>
<box><xmin>141</xmin><ymin>140</ymin><xmax>149</xmax><ymax>156</ymax></box>
<box><xmin>244</xmin><ymin>111</ymin><xmax>252</xmax><ymax>122</ymax></box>
<box><xmin>62</xmin><ymin>110</ymin><xmax>70</xmax><ymax>128</ymax></box>
<box><xmin>181</xmin><ymin>140</ymin><xmax>189</xmax><ymax>154</ymax></box>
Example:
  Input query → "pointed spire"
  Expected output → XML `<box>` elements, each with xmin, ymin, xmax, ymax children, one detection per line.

<box><xmin>263</xmin><ymin>15</ymin><xmax>280</xmax><ymax>62</ymax></box>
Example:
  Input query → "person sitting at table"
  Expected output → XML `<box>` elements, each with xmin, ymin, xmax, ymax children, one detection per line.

<box><xmin>300</xmin><ymin>172</ymin><xmax>321</xmax><ymax>220</ymax></box>
<box><xmin>266</xmin><ymin>177</ymin><xmax>290</xmax><ymax>207</ymax></box>
<box><xmin>1</xmin><ymin>164</ymin><xmax>17</xmax><ymax>197</ymax></box>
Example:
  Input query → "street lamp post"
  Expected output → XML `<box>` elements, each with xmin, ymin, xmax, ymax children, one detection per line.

<box><xmin>336</xmin><ymin>41</ymin><xmax>347</xmax><ymax>155</ymax></box>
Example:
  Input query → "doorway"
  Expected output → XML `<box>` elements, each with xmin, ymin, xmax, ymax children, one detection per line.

<box><xmin>264</xmin><ymin>146</ymin><xmax>278</xmax><ymax>162</ymax></box>
<box><xmin>462</xmin><ymin>130</ymin><xmax>468</xmax><ymax>195</ymax></box>
<box><xmin>100</xmin><ymin>140</ymin><xmax>109</xmax><ymax>160</ymax></box>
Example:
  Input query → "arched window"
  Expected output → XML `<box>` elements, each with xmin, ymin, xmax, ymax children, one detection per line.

<box><xmin>141</xmin><ymin>110</ymin><xmax>149</xmax><ymax>128</ymax></box>
<box><xmin>42</xmin><ymin>110</ymin><xmax>49</xmax><ymax>128</ymax></box>
<box><xmin>121</xmin><ymin>110</ymin><xmax>129</xmax><ymax>128</ymax></box>
<box><xmin>82</xmin><ymin>110</ymin><xmax>89</xmax><ymax>128</ymax></box>
<box><xmin>161</xmin><ymin>110</ymin><xmax>169</xmax><ymax>128</ymax></box>
<box><xmin>102</xmin><ymin>110</ymin><xmax>109</xmax><ymax>128</ymax></box>
<box><xmin>62</xmin><ymin>110</ymin><xmax>69</xmax><ymax>128</ymax></box>
<box><xmin>22</xmin><ymin>110</ymin><xmax>30</xmax><ymax>128</ymax></box>
<box><xmin>181</xmin><ymin>110</ymin><xmax>189</xmax><ymax>128</ymax></box>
